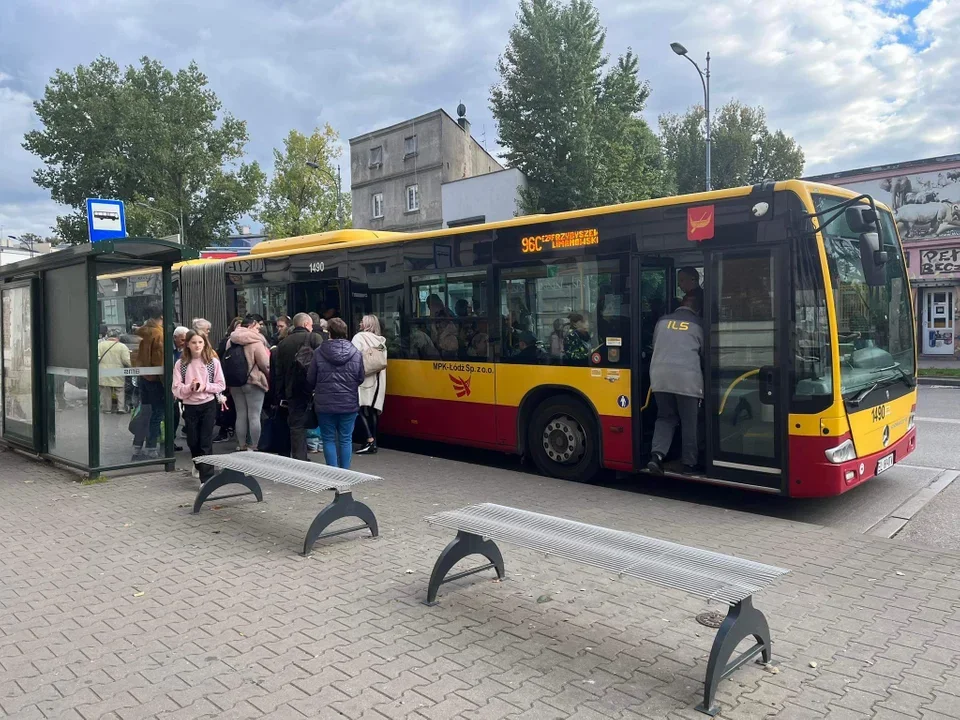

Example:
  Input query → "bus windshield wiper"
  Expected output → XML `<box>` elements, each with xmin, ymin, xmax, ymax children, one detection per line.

<box><xmin>849</xmin><ymin>382</ymin><xmax>879</xmax><ymax>406</ymax></box>
<box><xmin>871</xmin><ymin>363</ymin><xmax>916</xmax><ymax>387</ymax></box>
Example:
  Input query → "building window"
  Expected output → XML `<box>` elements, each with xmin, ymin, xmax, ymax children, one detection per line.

<box><xmin>406</xmin><ymin>184</ymin><xmax>419</xmax><ymax>212</ymax></box>
<box><xmin>404</xmin><ymin>135</ymin><xmax>417</xmax><ymax>158</ymax></box>
<box><xmin>372</xmin><ymin>192</ymin><xmax>384</xmax><ymax>219</ymax></box>
<box><xmin>369</xmin><ymin>146</ymin><xmax>382</xmax><ymax>167</ymax></box>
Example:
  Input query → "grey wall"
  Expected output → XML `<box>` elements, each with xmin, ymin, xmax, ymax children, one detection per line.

<box><xmin>350</xmin><ymin>112</ymin><xmax>444</xmax><ymax>231</ymax></box>
<box><xmin>442</xmin><ymin>168</ymin><xmax>528</xmax><ymax>227</ymax></box>
<box><xmin>350</xmin><ymin>110</ymin><xmax>502</xmax><ymax>232</ymax></box>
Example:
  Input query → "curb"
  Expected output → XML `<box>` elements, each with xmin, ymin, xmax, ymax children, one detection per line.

<box><xmin>867</xmin><ymin>469</ymin><xmax>960</xmax><ymax>538</ymax></box>
<box><xmin>918</xmin><ymin>376</ymin><xmax>960</xmax><ymax>387</ymax></box>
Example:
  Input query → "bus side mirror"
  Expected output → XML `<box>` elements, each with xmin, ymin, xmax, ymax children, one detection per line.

<box><xmin>846</xmin><ymin>206</ymin><xmax>877</xmax><ymax>233</ymax></box>
<box><xmin>859</xmin><ymin>232</ymin><xmax>887</xmax><ymax>286</ymax></box>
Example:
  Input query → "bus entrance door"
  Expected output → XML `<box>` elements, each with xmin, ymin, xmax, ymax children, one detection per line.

<box><xmin>291</xmin><ymin>279</ymin><xmax>350</xmax><ymax>326</ymax></box>
<box><xmin>633</xmin><ymin>257</ymin><xmax>673</xmax><ymax>464</ymax></box>
<box><xmin>706</xmin><ymin>248</ymin><xmax>786</xmax><ymax>491</ymax></box>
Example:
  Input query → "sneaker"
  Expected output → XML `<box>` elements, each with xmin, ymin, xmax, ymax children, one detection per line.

<box><xmin>645</xmin><ymin>452</ymin><xmax>664</xmax><ymax>476</ymax></box>
<box><xmin>355</xmin><ymin>442</ymin><xmax>377</xmax><ymax>455</ymax></box>
<box><xmin>142</xmin><ymin>447</ymin><xmax>160</xmax><ymax>459</ymax></box>
<box><xmin>191</xmin><ymin>467</ymin><xmax>200</xmax><ymax>479</ymax></box>
<box><xmin>214</xmin><ymin>431</ymin><xmax>231</xmax><ymax>443</ymax></box>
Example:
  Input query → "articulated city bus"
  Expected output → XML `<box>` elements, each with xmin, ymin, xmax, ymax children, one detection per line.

<box><xmin>200</xmin><ymin>179</ymin><xmax>916</xmax><ymax>497</ymax></box>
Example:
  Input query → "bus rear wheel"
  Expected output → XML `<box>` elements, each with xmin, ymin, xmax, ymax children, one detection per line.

<box><xmin>528</xmin><ymin>398</ymin><xmax>600</xmax><ymax>483</ymax></box>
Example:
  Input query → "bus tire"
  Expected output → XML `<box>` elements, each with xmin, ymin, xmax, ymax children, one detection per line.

<box><xmin>528</xmin><ymin>398</ymin><xmax>600</xmax><ymax>483</ymax></box>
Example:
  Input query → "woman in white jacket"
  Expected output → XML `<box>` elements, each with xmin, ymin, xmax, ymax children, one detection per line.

<box><xmin>351</xmin><ymin>314</ymin><xmax>387</xmax><ymax>455</ymax></box>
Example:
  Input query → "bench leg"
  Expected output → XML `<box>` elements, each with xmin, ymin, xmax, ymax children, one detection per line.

<box><xmin>302</xmin><ymin>490</ymin><xmax>379</xmax><ymax>556</ymax></box>
<box><xmin>192</xmin><ymin>468</ymin><xmax>263</xmax><ymax>514</ymax></box>
<box><xmin>696</xmin><ymin>595</ymin><xmax>772</xmax><ymax>716</ymax></box>
<box><xmin>424</xmin><ymin>531</ymin><xmax>505</xmax><ymax>606</ymax></box>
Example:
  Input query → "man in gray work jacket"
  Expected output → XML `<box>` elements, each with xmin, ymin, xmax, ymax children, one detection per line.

<box><xmin>646</xmin><ymin>294</ymin><xmax>703</xmax><ymax>474</ymax></box>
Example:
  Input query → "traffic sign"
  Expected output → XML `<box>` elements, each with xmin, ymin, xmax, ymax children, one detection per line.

<box><xmin>86</xmin><ymin>198</ymin><xmax>127</xmax><ymax>243</ymax></box>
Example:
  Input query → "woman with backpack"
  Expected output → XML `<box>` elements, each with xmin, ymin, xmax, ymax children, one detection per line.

<box><xmin>223</xmin><ymin>315</ymin><xmax>270</xmax><ymax>451</ymax></box>
<box><xmin>306</xmin><ymin>317</ymin><xmax>365</xmax><ymax>469</ymax></box>
<box><xmin>173</xmin><ymin>330</ymin><xmax>226</xmax><ymax>482</ymax></box>
<box><xmin>351</xmin><ymin>314</ymin><xmax>387</xmax><ymax>455</ymax></box>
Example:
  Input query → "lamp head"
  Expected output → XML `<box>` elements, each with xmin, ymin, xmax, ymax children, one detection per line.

<box><xmin>670</xmin><ymin>42</ymin><xmax>688</xmax><ymax>56</ymax></box>
<box><xmin>306</xmin><ymin>161</ymin><xmax>320</xmax><ymax>169</ymax></box>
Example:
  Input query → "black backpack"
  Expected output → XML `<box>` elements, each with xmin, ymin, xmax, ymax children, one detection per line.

<box><xmin>294</xmin><ymin>333</ymin><xmax>320</xmax><ymax>377</ymax></box>
<box><xmin>222</xmin><ymin>342</ymin><xmax>251</xmax><ymax>387</ymax></box>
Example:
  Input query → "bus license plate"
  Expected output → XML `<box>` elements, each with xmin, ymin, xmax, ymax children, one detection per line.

<box><xmin>876</xmin><ymin>453</ymin><xmax>895</xmax><ymax>475</ymax></box>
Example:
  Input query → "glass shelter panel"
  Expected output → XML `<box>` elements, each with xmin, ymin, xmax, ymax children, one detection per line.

<box><xmin>96</xmin><ymin>265</ymin><xmax>166</xmax><ymax>467</ymax></box>
<box><xmin>45</xmin><ymin>264</ymin><xmax>89</xmax><ymax>465</ymax></box>
<box><xmin>2</xmin><ymin>285</ymin><xmax>34</xmax><ymax>442</ymax></box>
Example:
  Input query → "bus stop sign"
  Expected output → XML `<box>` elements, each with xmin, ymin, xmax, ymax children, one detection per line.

<box><xmin>86</xmin><ymin>198</ymin><xmax>127</xmax><ymax>243</ymax></box>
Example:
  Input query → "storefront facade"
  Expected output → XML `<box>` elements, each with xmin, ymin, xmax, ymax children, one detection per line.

<box><xmin>807</xmin><ymin>154</ymin><xmax>960</xmax><ymax>358</ymax></box>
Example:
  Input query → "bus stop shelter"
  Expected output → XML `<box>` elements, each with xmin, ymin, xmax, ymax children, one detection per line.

<box><xmin>0</xmin><ymin>238</ymin><xmax>198</xmax><ymax>476</ymax></box>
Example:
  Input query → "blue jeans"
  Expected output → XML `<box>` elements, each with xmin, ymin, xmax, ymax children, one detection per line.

<box><xmin>318</xmin><ymin>412</ymin><xmax>358</xmax><ymax>469</ymax></box>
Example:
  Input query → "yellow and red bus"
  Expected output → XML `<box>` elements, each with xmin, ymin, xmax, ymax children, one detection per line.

<box><xmin>205</xmin><ymin>179</ymin><xmax>916</xmax><ymax>497</ymax></box>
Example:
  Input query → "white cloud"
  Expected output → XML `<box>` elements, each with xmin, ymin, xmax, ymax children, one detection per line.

<box><xmin>0</xmin><ymin>0</ymin><xmax>957</xmax><ymax>235</ymax></box>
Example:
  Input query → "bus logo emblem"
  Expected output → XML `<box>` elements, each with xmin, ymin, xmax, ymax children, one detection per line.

<box><xmin>687</xmin><ymin>205</ymin><xmax>715</xmax><ymax>241</ymax></box>
<box><xmin>450</xmin><ymin>374</ymin><xmax>472</xmax><ymax>398</ymax></box>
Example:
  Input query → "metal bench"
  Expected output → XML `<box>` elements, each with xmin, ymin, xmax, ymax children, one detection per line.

<box><xmin>424</xmin><ymin>503</ymin><xmax>789</xmax><ymax>716</ymax></box>
<box><xmin>192</xmin><ymin>452</ymin><xmax>381</xmax><ymax>555</ymax></box>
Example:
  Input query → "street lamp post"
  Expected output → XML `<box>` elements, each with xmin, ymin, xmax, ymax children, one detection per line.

<box><xmin>135</xmin><ymin>200</ymin><xmax>185</xmax><ymax>244</ymax></box>
<box><xmin>306</xmin><ymin>161</ymin><xmax>343</xmax><ymax>230</ymax></box>
<box><xmin>671</xmin><ymin>42</ymin><xmax>711</xmax><ymax>192</ymax></box>
<box><xmin>7</xmin><ymin>235</ymin><xmax>37</xmax><ymax>255</ymax></box>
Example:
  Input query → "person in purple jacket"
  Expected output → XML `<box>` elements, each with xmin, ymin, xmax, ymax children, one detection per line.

<box><xmin>306</xmin><ymin>317</ymin><xmax>366</xmax><ymax>468</ymax></box>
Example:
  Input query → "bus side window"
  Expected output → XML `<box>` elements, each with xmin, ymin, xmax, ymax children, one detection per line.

<box><xmin>791</xmin><ymin>235</ymin><xmax>832</xmax><ymax>411</ymax></box>
<box><xmin>406</xmin><ymin>272</ymin><xmax>490</xmax><ymax>361</ymax></box>
<box><xmin>498</xmin><ymin>259</ymin><xmax>626</xmax><ymax>366</ymax></box>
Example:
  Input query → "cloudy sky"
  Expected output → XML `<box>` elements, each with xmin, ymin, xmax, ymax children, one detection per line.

<box><xmin>1</xmin><ymin>0</ymin><xmax>957</xmax><ymax>238</ymax></box>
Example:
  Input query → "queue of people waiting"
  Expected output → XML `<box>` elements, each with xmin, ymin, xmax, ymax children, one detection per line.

<box><xmin>120</xmin><ymin>303</ymin><xmax>387</xmax><ymax>482</ymax></box>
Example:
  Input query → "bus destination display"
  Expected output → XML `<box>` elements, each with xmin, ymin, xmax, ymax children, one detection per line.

<box><xmin>521</xmin><ymin>228</ymin><xmax>599</xmax><ymax>254</ymax></box>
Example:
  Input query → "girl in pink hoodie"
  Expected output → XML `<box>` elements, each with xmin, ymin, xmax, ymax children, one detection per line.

<box><xmin>173</xmin><ymin>331</ymin><xmax>226</xmax><ymax>483</ymax></box>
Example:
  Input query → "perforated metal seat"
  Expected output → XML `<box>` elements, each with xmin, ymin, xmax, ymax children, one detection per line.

<box><xmin>195</xmin><ymin>451</ymin><xmax>381</xmax><ymax>493</ymax></box>
<box><xmin>425</xmin><ymin>503</ymin><xmax>786</xmax><ymax>605</ymax></box>
<box><xmin>424</xmin><ymin>502</ymin><xmax>790</xmax><ymax>716</ymax></box>
<box><xmin>191</xmin><ymin>452</ymin><xmax>382</xmax><ymax>554</ymax></box>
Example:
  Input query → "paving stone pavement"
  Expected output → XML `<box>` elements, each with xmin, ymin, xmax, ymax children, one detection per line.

<box><xmin>1</xmin><ymin>444</ymin><xmax>959</xmax><ymax>720</ymax></box>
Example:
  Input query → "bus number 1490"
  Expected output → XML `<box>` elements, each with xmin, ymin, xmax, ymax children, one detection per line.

<box><xmin>871</xmin><ymin>404</ymin><xmax>891</xmax><ymax>422</ymax></box>
<box><xmin>309</xmin><ymin>261</ymin><xmax>324</xmax><ymax>273</ymax></box>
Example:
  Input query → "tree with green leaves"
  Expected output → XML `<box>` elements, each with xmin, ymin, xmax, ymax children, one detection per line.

<box><xmin>256</xmin><ymin>126</ymin><xmax>351</xmax><ymax>239</ymax></box>
<box><xmin>659</xmin><ymin>100</ymin><xmax>805</xmax><ymax>195</ymax></box>
<box><xmin>23</xmin><ymin>56</ymin><xmax>265</xmax><ymax>248</ymax></box>
<box><xmin>490</xmin><ymin>0</ymin><xmax>668</xmax><ymax>214</ymax></box>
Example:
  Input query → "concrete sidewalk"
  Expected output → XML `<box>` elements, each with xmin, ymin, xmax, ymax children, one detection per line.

<box><xmin>1</xmin><ymin>446</ymin><xmax>959</xmax><ymax>719</ymax></box>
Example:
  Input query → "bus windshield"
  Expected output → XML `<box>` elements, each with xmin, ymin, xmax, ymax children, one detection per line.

<box><xmin>815</xmin><ymin>194</ymin><xmax>916</xmax><ymax>397</ymax></box>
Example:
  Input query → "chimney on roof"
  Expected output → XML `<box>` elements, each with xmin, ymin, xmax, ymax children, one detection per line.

<box><xmin>456</xmin><ymin>102</ymin><xmax>470</xmax><ymax>135</ymax></box>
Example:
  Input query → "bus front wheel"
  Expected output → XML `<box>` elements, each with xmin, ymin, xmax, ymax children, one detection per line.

<box><xmin>528</xmin><ymin>398</ymin><xmax>600</xmax><ymax>483</ymax></box>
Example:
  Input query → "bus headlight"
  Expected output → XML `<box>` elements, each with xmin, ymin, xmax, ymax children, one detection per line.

<box><xmin>824</xmin><ymin>439</ymin><xmax>856</xmax><ymax>464</ymax></box>
<box><xmin>908</xmin><ymin>405</ymin><xmax>916</xmax><ymax>431</ymax></box>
